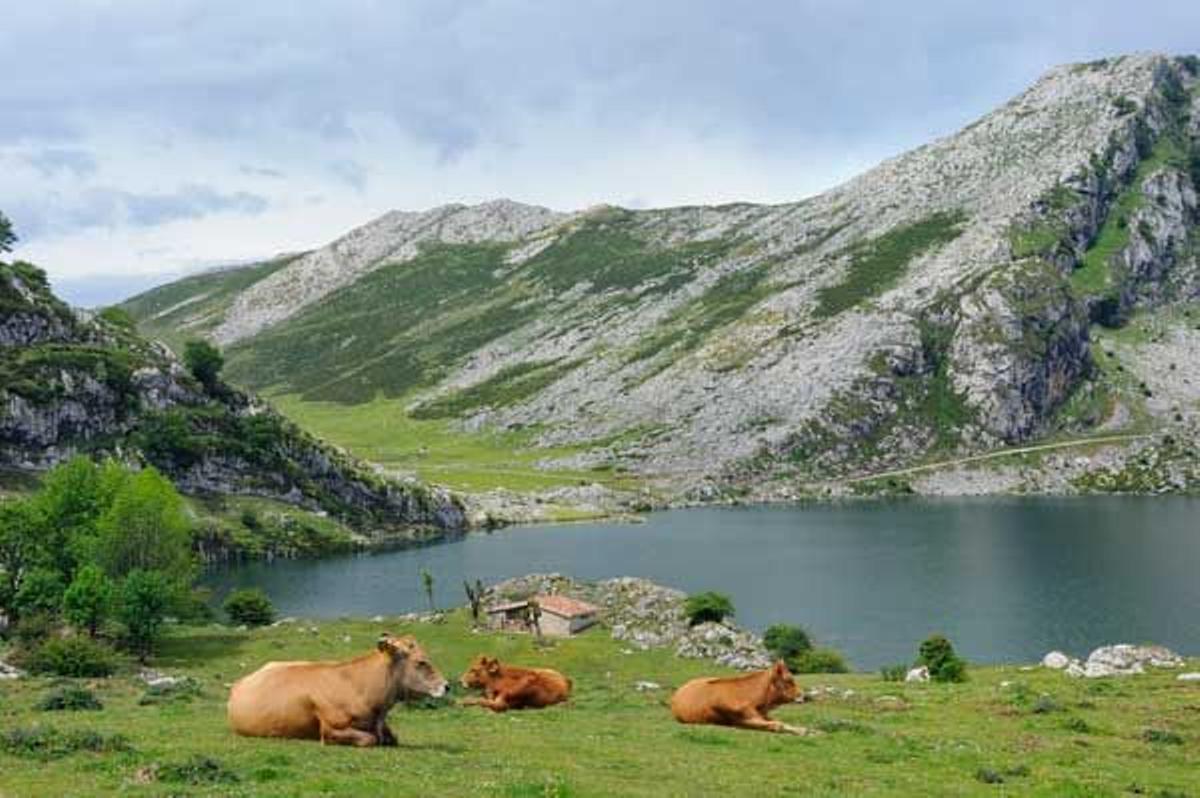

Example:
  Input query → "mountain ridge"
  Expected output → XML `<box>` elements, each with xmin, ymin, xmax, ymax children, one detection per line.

<box><xmin>121</xmin><ymin>53</ymin><xmax>1200</xmax><ymax>504</ymax></box>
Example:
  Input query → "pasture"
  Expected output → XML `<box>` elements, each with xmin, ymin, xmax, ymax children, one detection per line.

<box><xmin>1</xmin><ymin>613</ymin><xmax>1197</xmax><ymax>796</ymax></box>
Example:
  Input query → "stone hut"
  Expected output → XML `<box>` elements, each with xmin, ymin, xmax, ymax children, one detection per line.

<box><xmin>484</xmin><ymin>594</ymin><xmax>599</xmax><ymax>637</ymax></box>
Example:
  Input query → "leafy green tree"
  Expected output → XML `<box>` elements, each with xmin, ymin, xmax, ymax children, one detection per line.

<box><xmin>0</xmin><ymin>210</ymin><xmax>15</xmax><ymax>254</ymax></box>
<box><xmin>183</xmin><ymin>339</ymin><xmax>224</xmax><ymax>391</ymax></box>
<box><xmin>116</xmin><ymin>569</ymin><xmax>173</xmax><ymax>659</ymax></box>
<box><xmin>92</xmin><ymin>466</ymin><xmax>194</xmax><ymax>584</ymax></box>
<box><xmin>223</xmin><ymin>588</ymin><xmax>275</xmax><ymax>627</ymax></box>
<box><xmin>917</xmin><ymin>634</ymin><xmax>968</xmax><ymax>683</ymax></box>
<box><xmin>0</xmin><ymin>498</ymin><xmax>45</xmax><ymax>621</ymax></box>
<box><xmin>32</xmin><ymin>456</ymin><xmax>127</xmax><ymax>581</ymax></box>
<box><xmin>63</xmin><ymin>565</ymin><xmax>112</xmax><ymax>637</ymax></box>
<box><xmin>683</xmin><ymin>591</ymin><xmax>735</xmax><ymax>626</ymax></box>
<box><xmin>13</xmin><ymin>568</ymin><xmax>66</xmax><ymax>617</ymax></box>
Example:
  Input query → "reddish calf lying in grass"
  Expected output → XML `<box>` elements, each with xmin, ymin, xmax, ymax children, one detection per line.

<box><xmin>459</xmin><ymin>655</ymin><xmax>572</xmax><ymax>712</ymax></box>
<box><xmin>670</xmin><ymin>660</ymin><xmax>810</xmax><ymax>734</ymax></box>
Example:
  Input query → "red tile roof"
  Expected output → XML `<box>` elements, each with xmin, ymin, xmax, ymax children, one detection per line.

<box><xmin>535</xmin><ymin>594</ymin><xmax>598</xmax><ymax>619</ymax></box>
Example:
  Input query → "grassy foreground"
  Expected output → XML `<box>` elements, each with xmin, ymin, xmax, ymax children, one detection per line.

<box><xmin>1</xmin><ymin>614</ymin><xmax>1197</xmax><ymax>797</ymax></box>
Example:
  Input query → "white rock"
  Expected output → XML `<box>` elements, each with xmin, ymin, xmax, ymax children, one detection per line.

<box><xmin>905</xmin><ymin>666</ymin><xmax>930</xmax><ymax>683</ymax></box>
<box><xmin>1042</xmin><ymin>651</ymin><xmax>1071</xmax><ymax>669</ymax></box>
<box><xmin>1176</xmin><ymin>672</ymin><xmax>1200</xmax><ymax>682</ymax></box>
<box><xmin>634</xmin><ymin>681</ymin><xmax>661</xmax><ymax>692</ymax></box>
<box><xmin>138</xmin><ymin>668</ymin><xmax>184</xmax><ymax>689</ymax></box>
<box><xmin>0</xmin><ymin>661</ymin><xmax>25</xmax><ymax>680</ymax></box>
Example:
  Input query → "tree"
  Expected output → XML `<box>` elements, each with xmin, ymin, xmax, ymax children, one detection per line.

<box><xmin>223</xmin><ymin>588</ymin><xmax>275</xmax><ymax>627</ymax></box>
<box><xmin>92</xmin><ymin>466</ymin><xmax>194</xmax><ymax>585</ymax></box>
<box><xmin>183</xmin><ymin>339</ymin><xmax>224</xmax><ymax>391</ymax></box>
<box><xmin>0</xmin><ymin>210</ymin><xmax>15</xmax><ymax>254</ymax></box>
<box><xmin>13</xmin><ymin>567</ymin><xmax>65</xmax><ymax>617</ymax></box>
<box><xmin>117</xmin><ymin>569</ymin><xmax>172</xmax><ymax>659</ymax></box>
<box><xmin>32</xmin><ymin>456</ymin><xmax>126</xmax><ymax>581</ymax></box>
<box><xmin>683</xmin><ymin>591</ymin><xmax>735</xmax><ymax>626</ymax></box>
<box><xmin>917</xmin><ymin>634</ymin><xmax>968</xmax><ymax>683</ymax></box>
<box><xmin>0</xmin><ymin>498</ymin><xmax>45</xmax><ymax>621</ymax></box>
<box><xmin>420</xmin><ymin>568</ymin><xmax>435</xmax><ymax>612</ymax></box>
<box><xmin>464</xmin><ymin>579</ymin><xmax>485</xmax><ymax>625</ymax></box>
<box><xmin>63</xmin><ymin>565</ymin><xmax>112</xmax><ymax>637</ymax></box>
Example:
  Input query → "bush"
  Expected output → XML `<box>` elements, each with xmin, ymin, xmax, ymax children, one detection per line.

<box><xmin>917</xmin><ymin>634</ymin><xmax>968</xmax><ymax>683</ymax></box>
<box><xmin>763</xmin><ymin>624</ymin><xmax>812</xmax><ymax>661</ymax></box>
<box><xmin>880</xmin><ymin>664</ymin><xmax>908</xmax><ymax>682</ymax></box>
<box><xmin>157</xmin><ymin>755</ymin><xmax>240</xmax><ymax>785</ymax></box>
<box><xmin>36</xmin><ymin>685</ymin><xmax>103</xmax><ymax>711</ymax></box>
<box><xmin>138</xmin><ymin>678</ymin><xmax>202</xmax><ymax>706</ymax></box>
<box><xmin>0</xmin><ymin>726</ymin><xmax>130</xmax><ymax>760</ymax></box>
<box><xmin>683</xmin><ymin>592</ymin><xmax>734</xmax><ymax>626</ymax></box>
<box><xmin>790</xmin><ymin>648</ymin><xmax>849</xmax><ymax>674</ymax></box>
<box><xmin>183</xmin><ymin>340</ymin><xmax>224</xmax><ymax>391</ymax></box>
<box><xmin>11</xmin><ymin>612</ymin><xmax>55</xmax><ymax>647</ymax></box>
<box><xmin>223</xmin><ymin>588</ymin><xmax>276</xmax><ymax>627</ymax></box>
<box><xmin>24</xmin><ymin>637</ymin><xmax>120</xmax><ymax>678</ymax></box>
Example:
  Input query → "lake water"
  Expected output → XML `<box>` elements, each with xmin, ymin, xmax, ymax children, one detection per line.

<box><xmin>201</xmin><ymin>497</ymin><xmax>1200</xmax><ymax>670</ymax></box>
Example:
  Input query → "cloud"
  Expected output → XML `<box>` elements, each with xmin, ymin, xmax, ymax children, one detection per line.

<box><xmin>0</xmin><ymin>1</ymin><xmax>1197</xmax><ymax>289</ymax></box>
<box><xmin>11</xmin><ymin>185</ymin><xmax>268</xmax><ymax>239</ymax></box>
<box><xmin>22</xmin><ymin>148</ymin><xmax>98</xmax><ymax>179</ymax></box>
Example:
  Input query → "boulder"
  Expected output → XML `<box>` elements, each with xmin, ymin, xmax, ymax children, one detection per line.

<box><xmin>905</xmin><ymin>666</ymin><xmax>930</xmax><ymax>683</ymax></box>
<box><xmin>138</xmin><ymin>668</ymin><xmax>185</xmax><ymax>689</ymax></box>
<box><xmin>0</xmin><ymin>660</ymin><xmax>24</xmax><ymax>680</ymax></box>
<box><xmin>1063</xmin><ymin>644</ymin><xmax>1184</xmax><ymax>678</ymax></box>
<box><xmin>1042</xmin><ymin>651</ymin><xmax>1071</xmax><ymax>669</ymax></box>
<box><xmin>1176</xmin><ymin>672</ymin><xmax>1200</xmax><ymax>682</ymax></box>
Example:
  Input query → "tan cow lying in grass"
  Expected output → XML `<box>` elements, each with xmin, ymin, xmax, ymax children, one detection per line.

<box><xmin>227</xmin><ymin>634</ymin><xmax>448</xmax><ymax>746</ymax></box>
<box><xmin>459</xmin><ymin>655</ymin><xmax>572</xmax><ymax>712</ymax></box>
<box><xmin>670</xmin><ymin>661</ymin><xmax>809</xmax><ymax>734</ymax></box>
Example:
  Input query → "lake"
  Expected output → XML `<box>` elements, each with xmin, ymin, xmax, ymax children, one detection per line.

<box><xmin>201</xmin><ymin>497</ymin><xmax>1200</xmax><ymax>670</ymax></box>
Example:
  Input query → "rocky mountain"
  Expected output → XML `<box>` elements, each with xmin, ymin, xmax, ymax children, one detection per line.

<box><xmin>0</xmin><ymin>259</ymin><xmax>464</xmax><ymax>532</ymax></box>
<box><xmin>122</xmin><ymin>54</ymin><xmax>1200</xmax><ymax>503</ymax></box>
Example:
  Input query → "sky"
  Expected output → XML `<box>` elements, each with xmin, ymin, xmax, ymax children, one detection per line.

<box><xmin>1</xmin><ymin>1</ymin><xmax>1198</xmax><ymax>306</ymax></box>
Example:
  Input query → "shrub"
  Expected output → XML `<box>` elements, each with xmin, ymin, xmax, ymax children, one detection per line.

<box><xmin>62</xmin><ymin>565</ymin><xmax>112</xmax><ymax>637</ymax></box>
<box><xmin>917</xmin><ymin>634</ymin><xmax>968</xmax><ymax>683</ymax></box>
<box><xmin>24</xmin><ymin>636</ymin><xmax>120</xmax><ymax>678</ymax></box>
<box><xmin>0</xmin><ymin>726</ymin><xmax>130</xmax><ymax>760</ymax></box>
<box><xmin>223</xmin><ymin>588</ymin><xmax>276</xmax><ymax>627</ymax></box>
<box><xmin>790</xmin><ymin>648</ymin><xmax>849</xmax><ymax>674</ymax></box>
<box><xmin>138</xmin><ymin>678</ymin><xmax>202</xmax><ymax>706</ymax></box>
<box><xmin>183</xmin><ymin>340</ymin><xmax>224</xmax><ymax>391</ymax></box>
<box><xmin>36</xmin><ymin>686</ymin><xmax>103</xmax><ymax>711</ymax></box>
<box><xmin>683</xmin><ymin>592</ymin><xmax>734</xmax><ymax>626</ymax></box>
<box><xmin>1031</xmin><ymin>694</ymin><xmax>1060</xmax><ymax>714</ymax></box>
<box><xmin>12</xmin><ymin>612</ymin><xmax>55</xmax><ymax>647</ymax></box>
<box><xmin>1142</xmin><ymin>728</ymin><xmax>1184</xmax><ymax>745</ymax></box>
<box><xmin>880</xmin><ymin>664</ymin><xmax>908</xmax><ymax>682</ymax></box>
<box><xmin>157</xmin><ymin>755</ymin><xmax>240</xmax><ymax>785</ymax></box>
<box><xmin>763</xmin><ymin>624</ymin><xmax>812</xmax><ymax>662</ymax></box>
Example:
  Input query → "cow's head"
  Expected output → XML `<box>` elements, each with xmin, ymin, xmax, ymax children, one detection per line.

<box><xmin>766</xmin><ymin>660</ymin><xmax>799</xmax><ymax>706</ymax></box>
<box><xmin>460</xmin><ymin>655</ymin><xmax>502</xmax><ymax>689</ymax></box>
<box><xmin>377</xmin><ymin>633</ymin><xmax>449</xmax><ymax>698</ymax></box>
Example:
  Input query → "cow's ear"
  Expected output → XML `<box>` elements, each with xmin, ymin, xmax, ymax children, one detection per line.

<box><xmin>486</xmin><ymin>658</ymin><xmax>501</xmax><ymax>675</ymax></box>
<box><xmin>773</xmin><ymin>660</ymin><xmax>788</xmax><ymax>676</ymax></box>
<box><xmin>377</xmin><ymin>633</ymin><xmax>392</xmax><ymax>652</ymax></box>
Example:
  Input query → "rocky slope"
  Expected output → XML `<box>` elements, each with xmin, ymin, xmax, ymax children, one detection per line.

<box><xmin>123</xmin><ymin>54</ymin><xmax>1200</xmax><ymax>501</ymax></box>
<box><xmin>0</xmin><ymin>260</ymin><xmax>464</xmax><ymax>533</ymax></box>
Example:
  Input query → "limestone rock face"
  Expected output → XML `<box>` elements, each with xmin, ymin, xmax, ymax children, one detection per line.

<box><xmin>1061</xmin><ymin>643</ymin><xmax>1184</xmax><ymax>678</ymax></box>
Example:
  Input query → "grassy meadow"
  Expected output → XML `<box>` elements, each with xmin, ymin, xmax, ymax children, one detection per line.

<box><xmin>2</xmin><ymin>612</ymin><xmax>1198</xmax><ymax>796</ymax></box>
<box><xmin>269</xmin><ymin>394</ymin><xmax>638</xmax><ymax>496</ymax></box>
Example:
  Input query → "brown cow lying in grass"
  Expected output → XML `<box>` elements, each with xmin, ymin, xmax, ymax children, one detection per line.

<box><xmin>227</xmin><ymin>633</ymin><xmax>448</xmax><ymax>746</ymax></box>
<box><xmin>670</xmin><ymin>660</ymin><xmax>810</xmax><ymax>735</ymax></box>
<box><xmin>459</xmin><ymin>655</ymin><xmax>572</xmax><ymax>712</ymax></box>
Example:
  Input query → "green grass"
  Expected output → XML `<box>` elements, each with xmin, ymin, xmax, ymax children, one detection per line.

<box><xmin>1</xmin><ymin>615</ymin><xmax>1197</xmax><ymax>796</ymax></box>
<box><xmin>271</xmin><ymin>394</ymin><xmax>637</xmax><ymax>494</ymax></box>
<box><xmin>814</xmin><ymin>211</ymin><xmax>968</xmax><ymax>319</ymax></box>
